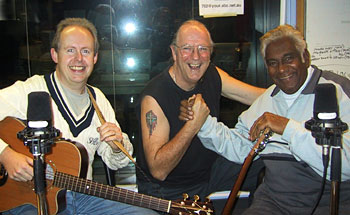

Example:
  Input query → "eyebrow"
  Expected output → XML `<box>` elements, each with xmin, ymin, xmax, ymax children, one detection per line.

<box><xmin>283</xmin><ymin>52</ymin><xmax>296</xmax><ymax>57</ymax></box>
<box><xmin>266</xmin><ymin>52</ymin><xmax>296</xmax><ymax>61</ymax></box>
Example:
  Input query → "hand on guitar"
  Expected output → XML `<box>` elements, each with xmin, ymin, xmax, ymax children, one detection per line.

<box><xmin>249</xmin><ymin>112</ymin><xmax>289</xmax><ymax>141</ymax></box>
<box><xmin>0</xmin><ymin>146</ymin><xmax>33</xmax><ymax>181</ymax></box>
<box><xmin>97</xmin><ymin>122</ymin><xmax>123</xmax><ymax>152</ymax></box>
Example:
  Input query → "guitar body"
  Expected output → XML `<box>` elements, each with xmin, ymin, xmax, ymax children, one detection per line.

<box><xmin>0</xmin><ymin>117</ymin><xmax>88</xmax><ymax>215</ymax></box>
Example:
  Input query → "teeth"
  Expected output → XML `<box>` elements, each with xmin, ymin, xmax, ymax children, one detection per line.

<box><xmin>70</xmin><ymin>66</ymin><xmax>84</xmax><ymax>70</ymax></box>
<box><xmin>189</xmin><ymin>64</ymin><xmax>200</xmax><ymax>68</ymax></box>
<box><xmin>280</xmin><ymin>74</ymin><xmax>292</xmax><ymax>80</ymax></box>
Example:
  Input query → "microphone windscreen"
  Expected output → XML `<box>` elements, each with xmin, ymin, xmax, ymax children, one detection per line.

<box><xmin>27</xmin><ymin>92</ymin><xmax>52</xmax><ymax>122</ymax></box>
<box><xmin>314</xmin><ymin>84</ymin><xmax>338</xmax><ymax>119</ymax></box>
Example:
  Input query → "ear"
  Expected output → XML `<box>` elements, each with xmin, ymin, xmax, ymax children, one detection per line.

<box><xmin>93</xmin><ymin>52</ymin><xmax>98</xmax><ymax>64</ymax></box>
<box><xmin>303</xmin><ymin>49</ymin><xmax>311</xmax><ymax>67</ymax></box>
<box><xmin>170</xmin><ymin>45</ymin><xmax>177</xmax><ymax>62</ymax></box>
<box><xmin>50</xmin><ymin>48</ymin><xmax>58</xmax><ymax>63</ymax></box>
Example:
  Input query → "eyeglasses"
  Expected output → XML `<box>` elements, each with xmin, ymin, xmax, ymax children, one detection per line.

<box><xmin>174</xmin><ymin>44</ymin><xmax>212</xmax><ymax>57</ymax></box>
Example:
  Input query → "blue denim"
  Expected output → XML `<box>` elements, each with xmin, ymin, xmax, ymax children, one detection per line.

<box><xmin>3</xmin><ymin>204</ymin><xmax>37</xmax><ymax>215</ymax></box>
<box><xmin>4</xmin><ymin>191</ymin><xmax>159</xmax><ymax>215</ymax></box>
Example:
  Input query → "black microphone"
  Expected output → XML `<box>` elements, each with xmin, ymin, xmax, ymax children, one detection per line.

<box><xmin>17</xmin><ymin>91</ymin><xmax>60</xmax><ymax>154</ymax></box>
<box><xmin>27</xmin><ymin>92</ymin><xmax>52</xmax><ymax>130</ymax></box>
<box><xmin>305</xmin><ymin>83</ymin><xmax>347</xmax><ymax>145</ymax></box>
<box><xmin>313</xmin><ymin>84</ymin><xmax>338</xmax><ymax>122</ymax></box>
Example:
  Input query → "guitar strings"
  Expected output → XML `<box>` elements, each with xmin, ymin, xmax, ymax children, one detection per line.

<box><xmin>51</xmin><ymin>171</ymin><xmax>170</xmax><ymax>212</ymax></box>
<box><xmin>43</xmin><ymin>171</ymin><xmax>211</xmax><ymax>213</ymax></box>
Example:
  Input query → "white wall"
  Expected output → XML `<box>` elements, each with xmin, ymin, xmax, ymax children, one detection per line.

<box><xmin>305</xmin><ymin>0</ymin><xmax>350</xmax><ymax>79</ymax></box>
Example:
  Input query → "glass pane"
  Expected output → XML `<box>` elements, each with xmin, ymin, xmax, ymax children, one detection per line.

<box><xmin>0</xmin><ymin>1</ymin><xmax>279</xmax><ymax>181</ymax></box>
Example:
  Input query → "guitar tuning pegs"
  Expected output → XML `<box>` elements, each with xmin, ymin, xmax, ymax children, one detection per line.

<box><xmin>182</xmin><ymin>193</ymin><xmax>189</xmax><ymax>201</ymax></box>
<box><xmin>191</xmin><ymin>195</ymin><xmax>200</xmax><ymax>207</ymax></box>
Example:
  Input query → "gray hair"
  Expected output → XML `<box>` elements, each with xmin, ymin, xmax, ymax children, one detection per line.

<box><xmin>171</xmin><ymin>19</ymin><xmax>214</xmax><ymax>50</ymax></box>
<box><xmin>51</xmin><ymin>18</ymin><xmax>99</xmax><ymax>55</ymax></box>
<box><xmin>260</xmin><ymin>24</ymin><xmax>306</xmax><ymax>62</ymax></box>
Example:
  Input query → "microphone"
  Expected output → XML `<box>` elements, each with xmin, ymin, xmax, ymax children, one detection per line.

<box><xmin>305</xmin><ymin>83</ymin><xmax>347</xmax><ymax>146</ymax></box>
<box><xmin>27</xmin><ymin>92</ymin><xmax>52</xmax><ymax>130</ymax></box>
<box><xmin>314</xmin><ymin>84</ymin><xmax>338</xmax><ymax>122</ymax></box>
<box><xmin>18</xmin><ymin>92</ymin><xmax>60</xmax><ymax>155</ymax></box>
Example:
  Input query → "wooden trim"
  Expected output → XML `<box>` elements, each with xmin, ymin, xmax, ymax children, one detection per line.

<box><xmin>296</xmin><ymin>0</ymin><xmax>305</xmax><ymax>37</ymax></box>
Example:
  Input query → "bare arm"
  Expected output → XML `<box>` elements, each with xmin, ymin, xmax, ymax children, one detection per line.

<box><xmin>218</xmin><ymin>67</ymin><xmax>265</xmax><ymax>105</ymax></box>
<box><xmin>0</xmin><ymin>146</ymin><xmax>33</xmax><ymax>181</ymax></box>
<box><xmin>141</xmin><ymin>95</ymin><xmax>201</xmax><ymax>181</ymax></box>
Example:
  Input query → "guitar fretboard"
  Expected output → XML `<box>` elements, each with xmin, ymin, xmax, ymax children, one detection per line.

<box><xmin>53</xmin><ymin>171</ymin><xmax>170</xmax><ymax>212</ymax></box>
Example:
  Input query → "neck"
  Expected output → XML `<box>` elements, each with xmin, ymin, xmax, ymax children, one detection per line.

<box><xmin>63</xmin><ymin>82</ymin><xmax>86</xmax><ymax>95</ymax></box>
<box><xmin>56</xmin><ymin>75</ymin><xmax>85</xmax><ymax>95</ymax></box>
<box><xmin>170</xmin><ymin>66</ymin><xmax>196</xmax><ymax>91</ymax></box>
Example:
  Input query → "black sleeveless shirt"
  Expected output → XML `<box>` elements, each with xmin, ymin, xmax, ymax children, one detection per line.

<box><xmin>137</xmin><ymin>63</ymin><xmax>222</xmax><ymax>186</ymax></box>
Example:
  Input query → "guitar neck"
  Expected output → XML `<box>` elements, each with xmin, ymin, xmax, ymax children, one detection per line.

<box><xmin>53</xmin><ymin>171</ymin><xmax>171</xmax><ymax>213</ymax></box>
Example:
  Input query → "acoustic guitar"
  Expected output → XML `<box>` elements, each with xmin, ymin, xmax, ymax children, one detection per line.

<box><xmin>0</xmin><ymin>117</ymin><xmax>213</xmax><ymax>215</ymax></box>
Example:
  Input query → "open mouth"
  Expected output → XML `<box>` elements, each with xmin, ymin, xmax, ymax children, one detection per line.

<box><xmin>69</xmin><ymin>66</ymin><xmax>85</xmax><ymax>71</ymax></box>
<box><xmin>188</xmin><ymin>63</ymin><xmax>201</xmax><ymax>70</ymax></box>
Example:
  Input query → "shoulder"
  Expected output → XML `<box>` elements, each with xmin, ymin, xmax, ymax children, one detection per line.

<box><xmin>88</xmin><ymin>85</ymin><xmax>110</xmax><ymax>106</ymax></box>
<box><xmin>18</xmin><ymin>74</ymin><xmax>46</xmax><ymax>87</ymax></box>
<box><xmin>201</xmin><ymin>63</ymin><xmax>221</xmax><ymax>88</ymax></box>
<box><xmin>319</xmin><ymin>72</ymin><xmax>350</xmax><ymax>97</ymax></box>
<box><xmin>142</xmin><ymin>71</ymin><xmax>172</xmax><ymax>100</ymax></box>
<box><xmin>145</xmin><ymin>71</ymin><xmax>169</xmax><ymax>89</ymax></box>
<box><xmin>206</xmin><ymin>63</ymin><xmax>221</xmax><ymax>78</ymax></box>
<box><xmin>4</xmin><ymin>74</ymin><xmax>47</xmax><ymax>93</ymax></box>
<box><xmin>252</xmin><ymin>85</ymin><xmax>276</xmax><ymax>104</ymax></box>
<box><xmin>90</xmin><ymin>85</ymin><xmax>105</xmax><ymax>97</ymax></box>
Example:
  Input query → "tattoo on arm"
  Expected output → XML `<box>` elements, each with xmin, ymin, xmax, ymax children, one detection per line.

<box><xmin>146</xmin><ymin>110</ymin><xmax>157</xmax><ymax>137</ymax></box>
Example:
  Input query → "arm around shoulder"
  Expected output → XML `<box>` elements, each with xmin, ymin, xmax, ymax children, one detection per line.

<box><xmin>218</xmin><ymin>67</ymin><xmax>265</xmax><ymax>105</ymax></box>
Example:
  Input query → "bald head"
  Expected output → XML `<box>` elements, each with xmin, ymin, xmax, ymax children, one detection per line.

<box><xmin>172</xmin><ymin>20</ymin><xmax>213</xmax><ymax>47</ymax></box>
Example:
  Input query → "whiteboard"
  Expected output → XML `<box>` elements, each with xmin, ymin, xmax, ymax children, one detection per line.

<box><xmin>305</xmin><ymin>0</ymin><xmax>350</xmax><ymax>79</ymax></box>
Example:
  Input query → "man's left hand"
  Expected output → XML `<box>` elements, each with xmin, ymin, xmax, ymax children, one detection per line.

<box><xmin>249</xmin><ymin>112</ymin><xmax>289</xmax><ymax>141</ymax></box>
<box><xmin>178</xmin><ymin>95</ymin><xmax>195</xmax><ymax>121</ymax></box>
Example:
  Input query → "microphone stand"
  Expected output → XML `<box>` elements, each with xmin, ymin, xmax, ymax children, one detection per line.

<box><xmin>330</xmin><ymin>134</ymin><xmax>342</xmax><ymax>215</ymax></box>
<box><xmin>32</xmin><ymin>143</ymin><xmax>48</xmax><ymax>215</ymax></box>
<box><xmin>306</xmin><ymin>118</ymin><xmax>347</xmax><ymax>215</ymax></box>
<box><xmin>18</xmin><ymin>126</ymin><xmax>60</xmax><ymax>215</ymax></box>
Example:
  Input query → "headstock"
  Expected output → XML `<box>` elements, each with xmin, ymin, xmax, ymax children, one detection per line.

<box><xmin>169</xmin><ymin>193</ymin><xmax>215</xmax><ymax>215</ymax></box>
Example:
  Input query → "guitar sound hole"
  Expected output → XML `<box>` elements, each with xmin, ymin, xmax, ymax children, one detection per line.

<box><xmin>45</xmin><ymin>161</ymin><xmax>56</xmax><ymax>189</ymax></box>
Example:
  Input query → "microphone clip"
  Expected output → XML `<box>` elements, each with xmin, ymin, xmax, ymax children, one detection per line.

<box><xmin>305</xmin><ymin>117</ymin><xmax>348</xmax><ymax>147</ymax></box>
<box><xmin>17</xmin><ymin>125</ymin><xmax>60</xmax><ymax>155</ymax></box>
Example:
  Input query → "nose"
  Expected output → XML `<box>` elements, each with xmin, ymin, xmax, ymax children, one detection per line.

<box><xmin>278</xmin><ymin>63</ymin><xmax>287</xmax><ymax>73</ymax></box>
<box><xmin>75</xmin><ymin>51</ymin><xmax>83</xmax><ymax>61</ymax></box>
<box><xmin>191</xmin><ymin>47</ymin><xmax>200</xmax><ymax>59</ymax></box>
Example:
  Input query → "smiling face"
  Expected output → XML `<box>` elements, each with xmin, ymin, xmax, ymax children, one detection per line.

<box><xmin>170</xmin><ymin>24</ymin><xmax>212</xmax><ymax>90</ymax></box>
<box><xmin>51</xmin><ymin>25</ymin><xmax>98</xmax><ymax>94</ymax></box>
<box><xmin>265</xmin><ymin>37</ymin><xmax>309</xmax><ymax>94</ymax></box>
